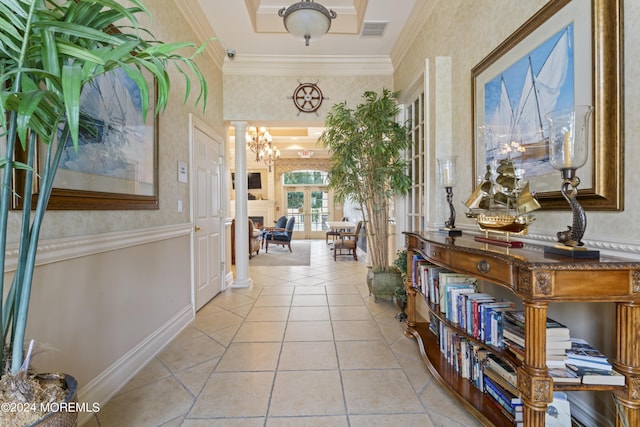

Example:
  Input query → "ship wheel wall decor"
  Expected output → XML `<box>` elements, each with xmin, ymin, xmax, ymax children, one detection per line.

<box><xmin>291</xmin><ymin>82</ymin><xmax>325</xmax><ymax>115</ymax></box>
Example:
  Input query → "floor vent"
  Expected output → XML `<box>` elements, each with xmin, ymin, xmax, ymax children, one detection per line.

<box><xmin>361</xmin><ymin>21</ymin><xmax>387</xmax><ymax>37</ymax></box>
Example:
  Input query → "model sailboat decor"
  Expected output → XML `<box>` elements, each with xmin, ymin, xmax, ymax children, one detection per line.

<box><xmin>465</xmin><ymin>156</ymin><xmax>541</xmax><ymax>247</ymax></box>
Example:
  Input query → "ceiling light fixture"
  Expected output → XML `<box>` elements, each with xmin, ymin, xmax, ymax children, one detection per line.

<box><xmin>278</xmin><ymin>0</ymin><xmax>337</xmax><ymax>46</ymax></box>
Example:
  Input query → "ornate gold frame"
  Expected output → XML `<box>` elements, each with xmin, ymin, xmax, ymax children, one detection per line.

<box><xmin>471</xmin><ymin>0</ymin><xmax>623</xmax><ymax>211</ymax></box>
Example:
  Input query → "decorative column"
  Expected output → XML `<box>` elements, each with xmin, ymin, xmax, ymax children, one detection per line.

<box><xmin>613</xmin><ymin>301</ymin><xmax>640</xmax><ymax>427</ymax></box>
<box><xmin>231</xmin><ymin>121</ymin><xmax>252</xmax><ymax>288</ymax></box>
<box><xmin>518</xmin><ymin>301</ymin><xmax>553</xmax><ymax>427</ymax></box>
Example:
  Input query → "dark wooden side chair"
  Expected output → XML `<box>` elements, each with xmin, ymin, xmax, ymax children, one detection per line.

<box><xmin>326</xmin><ymin>216</ymin><xmax>348</xmax><ymax>244</ymax></box>
<box><xmin>333</xmin><ymin>221</ymin><xmax>363</xmax><ymax>261</ymax></box>
<box><xmin>265</xmin><ymin>216</ymin><xmax>296</xmax><ymax>253</ymax></box>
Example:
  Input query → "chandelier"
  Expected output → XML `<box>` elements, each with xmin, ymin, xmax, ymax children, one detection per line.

<box><xmin>278</xmin><ymin>0</ymin><xmax>337</xmax><ymax>46</ymax></box>
<box><xmin>246</xmin><ymin>127</ymin><xmax>280</xmax><ymax>171</ymax></box>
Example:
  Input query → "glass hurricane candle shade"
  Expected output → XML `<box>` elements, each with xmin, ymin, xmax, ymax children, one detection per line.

<box><xmin>437</xmin><ymin>156</ymin><xmax>457</xmax><ymax>188</ymax></box>
<box><xmin>546</xmin><ymin>106</ymin><xmax>593</xmax><ymax>171</ymax></box>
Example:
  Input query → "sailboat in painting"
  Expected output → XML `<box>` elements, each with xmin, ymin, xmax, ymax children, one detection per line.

<box><xmin>485</xmin><ymin>26</ymin><xmax>571</xmax><ymax>171</ymax></box>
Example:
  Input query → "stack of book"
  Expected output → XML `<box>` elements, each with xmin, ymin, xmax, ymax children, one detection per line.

<box><xmin>483</xmin><ymin>354</ymin><xmax>523</xmax><ymax>425</ymax></box>
<box><xmin>564</xmin><ymin>338</ymin><xmax>625</xmax><ymax>386</ymax></box>
<box><xmin>502</xmin><ymin>311</ymin><xmax>571</xmax><ymax>365</ymax></box>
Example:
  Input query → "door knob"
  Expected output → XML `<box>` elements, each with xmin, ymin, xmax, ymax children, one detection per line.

<box><xmin>195</xmin><ymin>225</ymin><xmax>201</xmax><ymax>232</ymax></box>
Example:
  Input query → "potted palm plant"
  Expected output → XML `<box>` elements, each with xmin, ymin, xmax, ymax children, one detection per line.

<box><xmin>0</xmin><ymin>0</ymin><xmax>208</xmax><ymax>424</ymax></box>
<box><xmin>320</xmin><ymin>89</ymin><xmax>412</xmax><ymax>300</ymax></box>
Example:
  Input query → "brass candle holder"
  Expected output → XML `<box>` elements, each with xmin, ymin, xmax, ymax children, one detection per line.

<box><xmin>544</xmin><ymin>105</ymin><xmax>599</xmax><ymax>259</ymax></box>
<box><xmin>437</xmin><ymin>156</ymin><xmax>462</xmax><ymax>237</ymax></box>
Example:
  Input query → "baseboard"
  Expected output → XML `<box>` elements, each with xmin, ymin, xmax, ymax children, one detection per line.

<box><xmin>76</xmin><ymin>305</ymin><xmax>193</xmax><ymax>425</ymax></box>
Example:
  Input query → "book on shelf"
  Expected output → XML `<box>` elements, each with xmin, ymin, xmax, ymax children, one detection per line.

<box><xmin>567</xmin><ymin>364</ymin><xmax>625</xmax><ymax>386</ymax></box>
<box><xmin>483</xmin><ymin>374</ymin><xmax>522</xmax><ymax>419</ymax></box>
<box><xmin>446</xmin><ymin>284</ymin><xmax>476</xmax><ymax>323</ymax></box>
<box><xmin>485</xmin><ymin>353</ymin><xmax>517</xmax><ymax>386</ymax></box>
<box><xmin>479</xmin><ymin>301</ymin><xmax>515</xmax><ymax>344</ymax></box>
<box><xmin>484</xmin><ymin>390</ymin><xmax>524</xmax><ymax>426</ymax></box>
<box><xmin>427</xmin><ymin>266</ymin><xmax>448</xmax><ymax>305</ymax></box>
<box><xmin>503</xmin><ymin>324</ymin><xmax>571</xmax><ymax>351</ymax></box>
<box><xmin>484</xmin><ymin>364</ymin><xmax>518</xmax><ymax>396</ymax></box>
<box><xmin>463</xmin><ymin>293</ymin><xmax>495</xmax><ymax>336</ymax></box>
<box><xmin>438</xmin><ymin>272</ymin><xmax>477</xmax><ymax>311</ymax></box>
<box><xmin>565</xmin><ymin>338</ymin><xmax>611</xmax><ymax>367</ymax></box>
<box><xmin>503</xmin><ymin>310</ymin><xmax>571</xmax><ymax>340</ymax></box>
<box><xmin>548</xmin><ymin>366</ymin><xmax>581</xmax><ymax>384</ymax></box>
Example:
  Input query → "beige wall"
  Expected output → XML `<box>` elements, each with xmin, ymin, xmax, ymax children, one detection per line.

<box><xmin>393</xmin><ymin>1</ymin><xmax>637</xmax><ymax>422</ymax></box>
<box><xmin>3</xmin><ymin>0</ymin><xmax>226</xmax><ymax>419</ymax></box>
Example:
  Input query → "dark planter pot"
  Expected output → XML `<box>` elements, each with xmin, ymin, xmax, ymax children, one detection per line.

<box><xmin>367</xmin><ymin>268</ymin><xmax>403</xmax><ymax>302</ymax></box>
<box><xmin>28</xmin><ymin>374</ymin><xmax>78</xmax><ymax>427</ymax></box>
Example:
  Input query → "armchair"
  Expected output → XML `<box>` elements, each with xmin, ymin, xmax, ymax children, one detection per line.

<box><xmin>231</xmin><ymin>218</ymin><xmax>262</xmax><ymax>265</ymax></box>
<box><xmin>265</xmin><ymin>216</ymin><xmax>296</xmax><ymax>253</ymax></box>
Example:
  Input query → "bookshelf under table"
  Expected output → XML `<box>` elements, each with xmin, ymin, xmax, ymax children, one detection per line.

<box><xmin>403</xmin><ymin>231</ymin><xmax>640</xmax><ymax>427</ymax></box>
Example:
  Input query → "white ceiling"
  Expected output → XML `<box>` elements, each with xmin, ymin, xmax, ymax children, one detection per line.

<box><xmin>188</xmin><ymin>0</ymin><xmax>421</xmax><ymax>157</ymax></box>
<box><xmin>197</xmin><ymin>0</ymin><xmax>418</xmax><ymax>57</ymax></box>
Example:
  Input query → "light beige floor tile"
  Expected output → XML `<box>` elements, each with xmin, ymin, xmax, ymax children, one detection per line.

<box><xmin>193</xmin><ymin>309</ymin><xmax>244</xmax><ymax>335</ymax></box>
<box><xmin>294</xmin><ymin>285</ymin><xmax>327</xmax><ymax>295</ymax></box>
<box><xmin>234</xmin><ymin>321</ymin><xmax>287</xmax><ymax>342</ymax></box>
<box><xmin>278</xmin><ymin>341</ymin><xmax>338</xmax><ymax>370</ymax></box>
<box><xmin>290</xmin><ymin>276</ymin><xmax>330</xmax><ymax>286</ymax></box>
<box><xmin>119</xmin><ymin>358</ymin><xmax>172</xmax><ymax>393</ymax></box>
<box><xmin>245</xmin><ymin>306</ymin><xmax>290</xmax><ymax>321</ymax></box>
<box><xmin>284</xmin><ymin>320</ymin><xmax>334</xmax><ymax>341</ymax></box>
<box><xmin>325</xmin><ymin>285</ymin><xmax>360</xmax><ymax>294</ymax></box>
<box><xmin>288</xmin><ymin>306</ymin><xmax>330</xmax><ymax>321</ymax></box>
<box><xmin>419</xmin><ymin>380</ymin><xmax>483</xmax><ymax>426</ymax></box>
<box><xmin>328</xmin><ymin>294</ymin><xmax>366</xmax><ymax>306</ymax></box>
<box><xmin>266</xmin><ymin>415</ymin><xmax>349</xmax><ymax>426</ymax></box>
<box><xmin>206</xmin><ymin>323</ymin><xmax>242</xmax><ymax>347</ymax></box>
<box><xmin>269</xmin><ymin>370</ymin><xmax>345</xmax><ymax>416</ymax></box>
<box><xmin>216</xmin><ymin>342</ymin><xmax>281</xmax><ymax>371</ymax></box>
<box><xmin>349</xmin><ymin>414</ymin><xmax>435</xmax><ymax>426</ymax></box>
<box><xmin>330</xmin><ymin>305</ymin><xmax>372</xmax><ymax>321</ymax></box>
<box><xmin>253</xmin><ymin>294</ymin><xmax>293</xmax><ymax>306</ymax></box>
<box><xmin>336</xmin><ymin>340</ymin><xmax>400</xmax><ymax>369</ymax></box>
<box><xmin>97</xmin><ymin>376</ymin><xmax>192</xmax><ymax>427</ymax></box>
<box><xmin>189</xmin><ymin>371</ymin><xmax>274</xmax><ymax>417</ymax></box>
<box><xmin>260</xmin><ymin>285</ymin><xmax>295</xmax><ymax>295</ymax></box>
<box><xmin>291</xmin><ymin>294</ymin><xmax>328</xmax><ymax>306</ymax></box>
<box><xmin>182</xmin><ymin>419</ymin><xmax>265</xmax><ymax>427</ymax></box>
<box><xmin>158</xmin><ymin>334</ymin><xmax>225</xmax><ymax>373</ymax></box>
<box><xmin>342</xmin><ymin>369</ymin><xmax>424</xmax><ymax>414</ymax></box>
<box><xmin>175</xmin><ymin>358</ymin><xmax>218</xmax><ymax>396</ymax></box>
<box><xmin>332</xmin><ymin>320</ymin><xmax>384</xmax><ymax>341</ymax></box>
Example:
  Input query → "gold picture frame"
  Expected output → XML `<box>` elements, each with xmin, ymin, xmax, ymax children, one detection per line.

<box><xmin>471</xmin><ymin>0</ymin><xmax>623</xmax><ymax>211</ymax></box>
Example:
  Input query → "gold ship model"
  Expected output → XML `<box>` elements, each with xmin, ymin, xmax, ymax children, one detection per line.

<box><xmin>465</xmin><ymin>158</ymin><xmax>541</xmax><ymax>239</ymax></box>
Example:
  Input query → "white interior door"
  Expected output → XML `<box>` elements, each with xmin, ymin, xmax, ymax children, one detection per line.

<box><xmin>192</xmin><ymin>117</ymin><xmax>223</xmax><ymax>310</ymax></box>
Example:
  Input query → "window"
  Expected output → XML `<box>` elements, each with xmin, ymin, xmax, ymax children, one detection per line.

<box><xmin>283</xmin><ymin>170</ymin><xmax>328</xmax><ymax>185</ymax></box>
<box><xmin>406</xmin><ymin>93</ymin><xmax>425</xmax><ymax>231</ymax></box>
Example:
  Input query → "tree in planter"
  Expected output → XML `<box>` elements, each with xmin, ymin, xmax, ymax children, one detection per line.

<box><xmin>0</xmin><ymin>0</ymin><xmax>208</xmax><ymax>421</ymax></box>
<box><xmin>320</xmin><ymin>89</ymin><xmax>411</xmax><ymax>273</ymax></box>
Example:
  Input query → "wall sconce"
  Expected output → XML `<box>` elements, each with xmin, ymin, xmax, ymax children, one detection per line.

<box><xmin>544</xmin><ymin>105</ymin><xmax>599</xmax><ymax>259</ymax></box>
<box><xmin>437</xmin><ymin>156</ymin><xmax>462</xmax><ymax>237</ymax></box>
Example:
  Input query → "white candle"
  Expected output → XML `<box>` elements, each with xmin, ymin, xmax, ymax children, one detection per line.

<box><xmin>444</xmin><ymin>164</ymin><xmax>452</xmax><ymax>187</ymax></box>
<box><xmin>563</xmin><ymin>130</ymin><xmax>572</xmax><ymax>167</ymax></box>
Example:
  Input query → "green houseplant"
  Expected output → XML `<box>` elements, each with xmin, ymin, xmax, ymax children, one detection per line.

<box><xmin>320</xmin><ymin>89</ymin><xmax>412</xmax><ymax>299</ymax></box>
<box><xmin>0</xmin><ymin>0</ymin><xmax>208</xmax><ymax>423</ymax></box>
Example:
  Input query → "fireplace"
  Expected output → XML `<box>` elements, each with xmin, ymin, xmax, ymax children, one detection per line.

<box><xmin>249</xmin><ymin>216</ymin><xmax>264</xmax><ymax>228</ymax></box>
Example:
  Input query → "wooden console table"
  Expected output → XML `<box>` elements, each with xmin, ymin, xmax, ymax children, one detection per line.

<box><xmin>403</xmin><ymin>231</ymin><xmax>640</xmax><ymax>426</ymax></box>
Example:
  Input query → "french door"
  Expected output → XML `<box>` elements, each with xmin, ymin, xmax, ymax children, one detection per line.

<box><xmin>285</xmin><ymin>186</ymin><xmax>330</xmax><ymax>239</ymax></box>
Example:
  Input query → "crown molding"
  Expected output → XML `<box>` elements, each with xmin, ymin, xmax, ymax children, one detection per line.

<box><xmin>174</xmin><ymin>0</ymin><xmax>225</xmax><ymax>70</ymax></box>
<box><xmin>223</xmin><ymin>54</ymin><xmax>393</xmax><ymax>76</ymax></box>
<box><xmin>391</xmin><ymin>0</ymin><xmax>438</xmax><ymax>68</ymax></box>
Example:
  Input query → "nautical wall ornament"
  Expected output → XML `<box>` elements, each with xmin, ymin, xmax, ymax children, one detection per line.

<box><xmin>290</xmin><ymin>81</ymin><xmax>326</xmax><ymax>115</ymax></box>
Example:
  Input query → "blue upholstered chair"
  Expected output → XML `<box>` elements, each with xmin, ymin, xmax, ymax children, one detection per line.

<box><xmin>265</xmin><ymin>216</ymin><xmax>295</xmax><ymax>253</ymax></box>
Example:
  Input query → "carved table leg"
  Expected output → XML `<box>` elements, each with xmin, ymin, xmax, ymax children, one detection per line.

<box><xmin>613</xmin><ymin>302</ymin><xmax>640</xmax><ymax>426</ymax></box>
<box><xmin>518</xmin><ymin>301</ymin><xmax>553</xmax><ymax>427</ymax></box>
<box><xmin>405</xmin><ymin>249</ymin><xmax>417</xmax><ymax>337</ymax></box>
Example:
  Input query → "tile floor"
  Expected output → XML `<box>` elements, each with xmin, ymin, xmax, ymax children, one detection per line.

<box><xmin>87</xmin><ymin>240</ymin><xmax>481</xmax><ymax>427</ymax></box>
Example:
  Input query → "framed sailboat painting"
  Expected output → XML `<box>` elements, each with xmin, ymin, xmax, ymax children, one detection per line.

<box><xmin>472</xmin><ymin>0</ymin><xmax>623</xmax><ymax>211</ymax></box>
